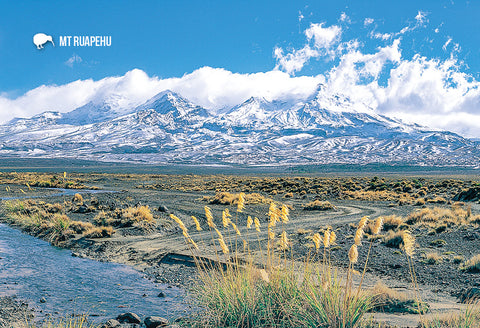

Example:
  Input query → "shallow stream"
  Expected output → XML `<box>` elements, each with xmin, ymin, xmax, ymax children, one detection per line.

<box><xmin>0</xmin><ymin>189</ymin><xmax>191</xmax><ymax>323</ymax></box>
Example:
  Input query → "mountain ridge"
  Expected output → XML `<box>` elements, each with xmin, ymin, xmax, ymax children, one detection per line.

<box><xmin>0</xmin><ymin>89</ymin><xmax>479</xmax><ymax>167</ymax></box>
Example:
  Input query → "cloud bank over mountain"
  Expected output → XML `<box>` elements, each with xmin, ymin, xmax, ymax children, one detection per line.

<box><xmin>1</xmin><ymin>12</ymin><xmax>480</xmax><ymax>138</ymax></box>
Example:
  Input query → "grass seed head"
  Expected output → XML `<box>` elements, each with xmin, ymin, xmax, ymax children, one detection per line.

<box><xmin>237</xmin><ymin>192</ymin><xmax>246</xmax><ymax>212</ymax></box>
<box><xmin>204</xmin><ymin>206</ymin><xmax>216</xmax><ymax>228</ymax></box>
<box><xmin>354</xmin><ymin>228</ymin><xmax>364</xmax><ymax>246</ymax></box>
<box><xmin>170</xmin><ymin>214</ymin><xmax>187</xmax><ymax>232</ymax></box>
<box><xmin>312</xmin><ymin>233</ymin><xmax>322</xmax><ymax>250</ymax></box>
<box><xmin>247</xmin><ymin>216</ymin><xmax>253</xmax><ymax>229</ymax></box>
<box><xmin>281</xmin><ymin>205</ymin><xmax>289</xmax><ymax>223</ymax></box>
<box><xmin>192</xmin><ymin>216</ymin><xmax>202</xmax><ymax>231</ymax></box>
<box><xmin>254</xmin><ymin>217</ymin><xmax>261</xmax><ymax>232</ymax></box>
<box><xmin>323</xmin><ymin>229</ymin><xmax>331</xmax><ymax>248</ymax></box>
<box><xmin>329</xmin><ymin>230</ymin><xmax>337</xmax><ymax>245</ymax></box>
<box><xmin>268</xmin><ymin>203</ymin><xmax>279</xmax><ymax>226</ymax></box>
<box><xmin>348</xmin><ymin>244</ymin><xmax>359</xmax><ymax>264</ymax></box>
<box><xmin>279</xmin><ymin>231</ymin><xmax>290</xmax><ymax>250</ymax></box>
<box><xmin>358</xmin><ymin>216</ymin><xmax>369</xmax><ymax>230</ymax></box>
<box><xmin>402</xmin><ymin>230</ymin><xmax>416</xmax><ymax>257</ymax></box>
<box><xmin>219</xmin><ymin>238</ymin><xmax>229</xmax><ymax>254</ymax></box>
<box><xmin>373</xmin><ymin>217</ymin><xmax>384</xmax><ymax>235</ymax></box>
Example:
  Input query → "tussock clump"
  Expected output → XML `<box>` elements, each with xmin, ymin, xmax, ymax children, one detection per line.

<box><xmin>204</xmin><ymin>192</ymin><xmax>272</xmax><ymax>206</ymax></box>
<box><xmin>93</xmin><ymin>205</ymin><xmax>156</xmax><ymax>231</ymax></box>
<box><xmin>72</xmin><ymin>193</ymin><xmax>83</xmax><ymax>203</ymax></box>
<box><xmin>381</xmin><ymin>215</ymin><xmax>403</xmax><ymax>231</ymax></box>
<box><xmin>302</xmin><ymin>200</ymin><xmax>336</xmax><ymax>211</ymax></box>
<box><xmin>418</xmin><ymin>302</ymin><xmax>480</xmax><ymax>328</ymax></box>
<box><xmin>424</xmin><ymin>252</ymin><xmax>443</xmax><ymax>264</ymax></box>
<box><xmin>69</xmin><ymin>220</ymin><xmax>95</xmax><ymax>234</ymax></box>
<box><xmin>83</xmin><ymin>226</ymin><xmax>115</xmax><ymax>238</ymax></box>
<box><xmin>406</xmin><ymin>206</ymin><xmax>469</xmax><ymax>227</ymax></box>
<box><xmin>426</xmin><ymin>196</ymin><xmax>447</xmax><ymax>204</ymax></box>
<box><xmin>460</xmin><ymin>254</ymin><xmax>480</xmax><ymax>273</ymax></box>
<box><xmin>382</xmin><ymin>230</ymin><xmax>405</xmax><ymax>249</ymax></box>
<box><xmin>371</xmin><ymin>282</ymin><xmax>428</xmax><ymax>314</ymax></box>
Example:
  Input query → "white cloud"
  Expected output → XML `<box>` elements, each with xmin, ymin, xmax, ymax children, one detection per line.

<box><xmin>298</xmin><ymin>11</ymin><xmax>304</xmax><ymax>22</ymax></box>
<box><xmin>305</xmin><ymin>23</ymin><xmax>342</xmax><ymax>50</ymax></box>
<box><xmin>339</xmin><ymin>12</ymin><xmax>351</xmax><ymax>23</ymax></box>
<box><xmin>364</xmin><ymin>18</ymin><xmax>374</xmax><ymax>26</ymax></box>
<box><xmin>415</xmin><ymin>10</ymin><xmax>428</xmax><ymax>24</ymax></box>
<box><xmin>442</xmin><ymin>37</ymin><xmax>452</xmax><ymax>51</ymax></box>
<box><xmin>0</xmin><ymin>67</ymin><xmax>322</xmax><ymax>123</ymax></box>
<box><xmin>275</xmin><ymin>23</ymin><xmax>342</xmax><ymax>74</ymax></box>
<box><xmin>65</xmin><ymin>54</ymin><xmax>82</xmax><ymax>67</ymax></box>
<box><xmin>372</xmin><ymin>32</ymin><xmax>392</xmax><ymax>40</ymax></box>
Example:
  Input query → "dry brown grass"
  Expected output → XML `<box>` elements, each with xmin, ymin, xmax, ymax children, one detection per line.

<box><xmin>302</xmin><ymin>200</ymin><xmax>336</xmax><ymax>211</ymax></box>
<box><xmin>93</xmin><ymin>205</ymin><xmax>156</xmax><ymax>231</ymax></box>
<box><xmin>0</xmin><ymin>200</ymin><xmax>117</xmax><ymax>244</ymax></box>
<box><xmin>83</xmin><ymin>226</ymin><xmax>115</xmax><ymax>238</ymax></box>
<box><xmin>72</xmin><ymin>193</ymin><xmax>83</xmax><ymax>203</ymax></box>
<box><xmin>424</xmin><ymin>252</ymin><xmax>443</xmax><ymax>264</ymax></box>
<box><xmin>204</xmin><ymin>192</ymin><xmax>272</xmax><ymax>206</ymax></box>
<box><xmin>460</xmin><ymin>254</ymin><xmax>480</xmax><ymax>273</ymax></box>
<box><xmin>418</xmin><ymin>302</ymin><xmax>480</xmax><ymax>328</ymax></box>
<box><xmin>405</xmin><ymin>206</ymin><xmax>480</xmax><ymax>227</ymax></box>
<box><xmin>382</xmin><ymin>230</ymin><xmax>405</xmax><ymax>248</ymax></box>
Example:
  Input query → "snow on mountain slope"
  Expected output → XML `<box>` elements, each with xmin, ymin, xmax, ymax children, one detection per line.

<box><xmin>0</xmin><ymin>88</ymin><xmax>479</xmax><ymax>166</ymax></box>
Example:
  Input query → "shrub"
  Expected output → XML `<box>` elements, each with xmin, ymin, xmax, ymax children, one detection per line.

<box><xmin>382</xmin><ymin>230</ymin><xmax>405</xmax><ymax>249</ymax></box>
<box><xmin>371</xmin><ymin>281</ymin><xmax>428</xmax><ymax>314</ymax></box>
<box><xmin>381</xmin><ymin>215</ymin><xmax>403</xmax><ymax>231</ymax></box>
<box><xmin>424</xmin><ymin>252</ymin><xmax>442</xmax><ymax>264</ymax></box>
<box><xmin>83</xmin><ymin>226</ymin><xmax>115</xmax><ymax>238</ymax></box>
<box><xmin>303</xmin><ymin>200</ymin><xmax>336</xmax><ymax>211</ymax></box>
<box><xmin>460</xmin><ymin>254</ymin><xmax>480</xmax><ymax>273</ymax></box>
<box><xmin>72</xmin><ymin>193</ymin><xmax>83</xmax><ymax>203</ymax></box>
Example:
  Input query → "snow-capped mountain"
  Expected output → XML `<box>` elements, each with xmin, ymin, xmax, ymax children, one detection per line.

<box><xmin>0</xmin><ymin>89</ymin><xmax>479</xmax><ymax>166</ymax></box>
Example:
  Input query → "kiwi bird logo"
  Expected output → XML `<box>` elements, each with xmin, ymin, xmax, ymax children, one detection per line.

<box><xmin>33</xmin><ymin>33</ymin><xmax>55</xmax><ymax>49</ymax></box>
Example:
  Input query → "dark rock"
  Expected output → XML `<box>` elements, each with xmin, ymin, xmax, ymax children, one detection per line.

<box><xmin>40</xmin><ymin>297</ymin><xmax>46</xmax><ymax>303</ymax></box>
<box><xmin>157</xmin><ymin>292</ymin><xmax>165</xmax><ymax>298</ymax></box>
<box><xmin>101</xmin><ymin>319</ymin><xmax>121</xmax><ymax>328</ymax></box>
<box><xmin>158</xmin><ymin>205</ymin><xmax>169</xmax><ymax>213</ymax></box>
<box><xmin>116</xmin><ymin>312</ymin><xmax>141</xmax><ymax>324</ymax></box>
<box><xmin>459</xmin><ymin>287</ymin><xmax>480</xmax><ymax>303</ymax></box>
<box><xmin>144</xmin><ymin>316</ymin><xmax>169</xmax><ymax>328</ymax></box>
<box><xmin>73</xmin><ymin>205</ymin><xmax>91</xmax><ymax>213</ymax></box>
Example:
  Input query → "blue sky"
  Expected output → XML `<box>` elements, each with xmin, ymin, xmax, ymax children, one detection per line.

<box><xmin>1</xmin><ymin>0</ymin><xmax>480</xmax><ymax>137</ymax></box>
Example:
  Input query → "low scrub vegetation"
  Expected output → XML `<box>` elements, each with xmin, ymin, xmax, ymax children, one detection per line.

<box><xmin>203</xmin><ymin>191</ymin><xmax>273</xmax><ymax>206</ymax></box>
<box><xmin>93</xmin><ymin>205</ymin><xmax>156</xmax><ymax>231</ymax></box>
<box><xmin>302</xmin><ymin>200</ymin><xmax>336</xmax><ymax>211</ymax></box>
<box><xmin>0</xmin><ymin>199</ymin><xmax>116</xmax><ymax>245</ymax></box>
<box><xmin>460</xmin><ymin>254</ymin><xmax>480</xmax><ymax>273</ymax></box>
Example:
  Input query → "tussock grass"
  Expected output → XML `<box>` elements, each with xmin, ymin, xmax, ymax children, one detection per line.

<box><xmin>424</xmin><ymin>252</ymin><xmax>443</xmax><ymax>265</ymax></box>
<box><xmin>405</xmin><ymin>206</ymin><xmax>480</xmax><ymax>228</ymax></box>
<box><xmin>418</xmin><ymin>301</ymin><xmax>480</xmax><ymax>328</ymax></box>
<box><xmin>170</xmin><ymin>198</ymin><xmax>425</xmax><ymax>327</ymax></box>
<box><xmin>204</xmin><ymin>192</ymin><xmax>272</xmax><ymax>206</ymax></box>
<box><xmin>382</xmin><ymin>230</ymin><xmax>405</xmax><ymax>249</ymax></box>
<box><xmin>93</xmin><ymin>205</ymin><xmax>156</xmax><ymax>231</ymax></box>
<box><xmin>371</xmin><ymin>281</ymin><xmax>428</xmax><ymax>314</ymax></box>
<box><xmin>460</xmin><ymin>254</ymin><xmax>480</xmax><ymax>273</ymax></box>
<box><xmin>302</xmin><ymin>200</ymin><xmax>336</xmax><ymax>211</ymax></box>
<box><xmin>1</xmin><ymin>200</ymin><xmax>115</xmax><ymax>244</ymax></box>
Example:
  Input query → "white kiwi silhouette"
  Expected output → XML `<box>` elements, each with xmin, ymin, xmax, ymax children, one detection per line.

<box><xmin>33</xmin><ymin>33</ymin><xmax>55</xmax><ymax>49</ymax></box>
